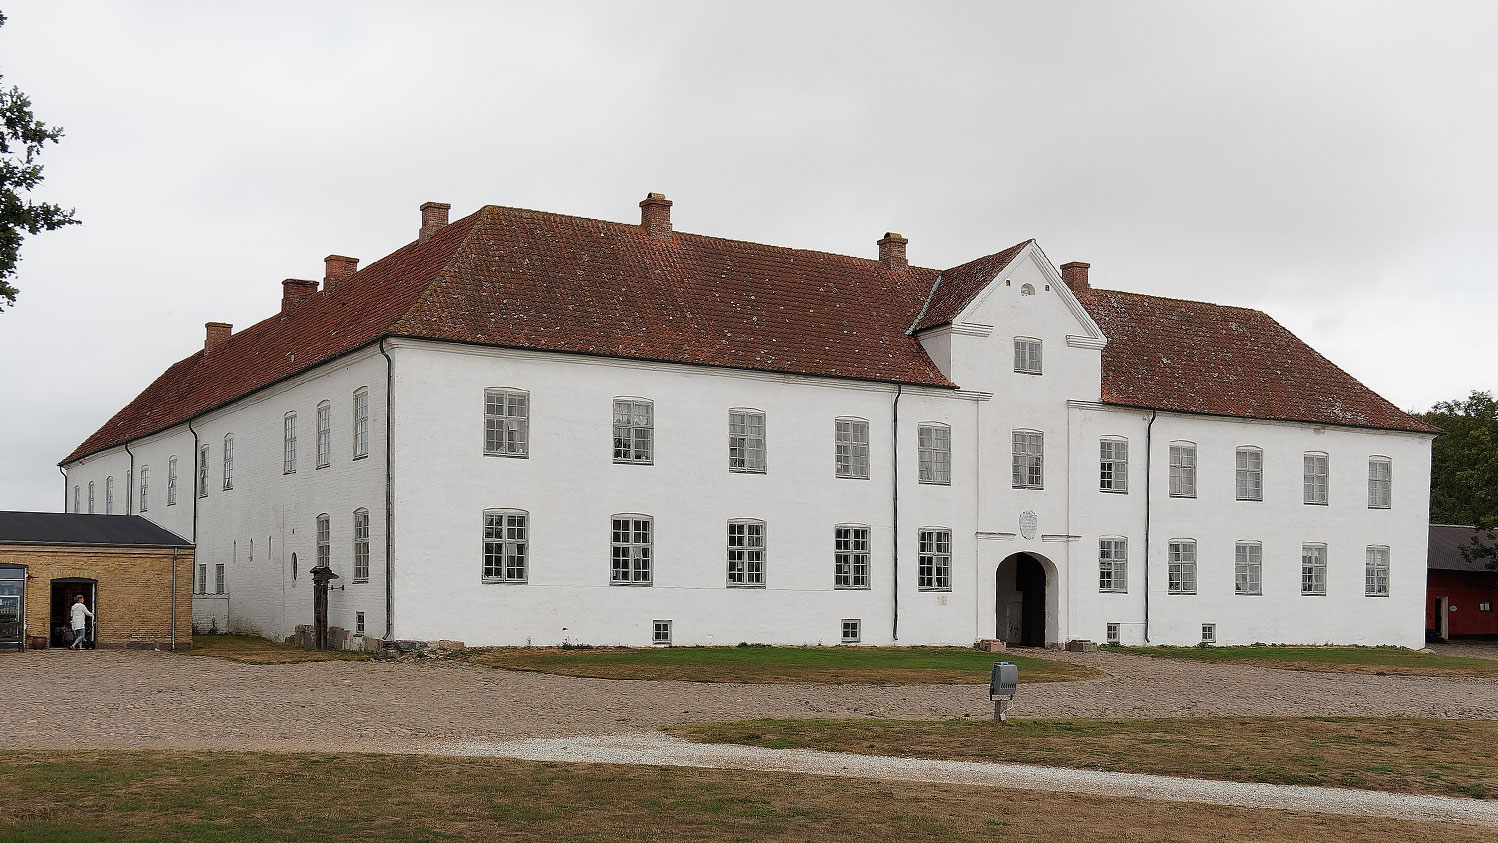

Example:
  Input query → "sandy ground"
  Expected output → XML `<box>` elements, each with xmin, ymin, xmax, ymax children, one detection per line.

<box><xmin>2</xmin><ymin>643</ymin><xmax>1494</xmax><ymax>753</ymax></box>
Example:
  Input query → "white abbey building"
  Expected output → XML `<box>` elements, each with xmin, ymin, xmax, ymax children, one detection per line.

<box><xmin>61</xmin><ymin>195</ymin><xmax>1437</xmax><ymax>649</ymax></box>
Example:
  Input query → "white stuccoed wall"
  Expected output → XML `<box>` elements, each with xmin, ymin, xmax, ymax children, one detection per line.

<box><xmin>389</xmin><ymin>339</ymin><xmax>980</xmax><ymax>647</ymax></box>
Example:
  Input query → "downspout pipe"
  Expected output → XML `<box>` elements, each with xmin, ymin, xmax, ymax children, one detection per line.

<box><xmin>124</xmin><ymin>441</ymin><xmax>135</xmax><ymax>515</ymax></box>
<box><xmin>58</xmin><ymin>465</ymin><xmax>67</xmax><ymax>511</ymax></box>
<box><xmin>892</xmin><ymin>384</ymin><xmax>902</xmax><ymax>642</ymax></box>
<box><xmin>1143</xmin><ymin>410</ymin><xmax>1157</xmax><ymax>644</ymax></box>
<box><xmin>170</xmin><ymin>547</ymin><xmax>178</xmax><ymax>651</ymax></box>
<box><xmin>187</xmin><ymin>419</ymin><xmax>200</xmax><ymax>544</ymax></box>
<box><xmin>379</xmin><ymin>338</ymin><xmax>396</xmax><ymax>642</ymax></box>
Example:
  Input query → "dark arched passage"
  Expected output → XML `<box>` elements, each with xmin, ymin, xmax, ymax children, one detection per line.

<box><xmin>995</xmin><ymin>553</ymin><xmax>1047</xmax><ymax>647</ymax></box>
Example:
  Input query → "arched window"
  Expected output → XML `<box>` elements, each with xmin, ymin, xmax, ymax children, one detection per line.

<box><xmin>352</xmin><ymin>388</ymin><xmax>370</xmax><ymax>459</ymax></box>
<box><xmin>1168</xmin><ymin>441</ymin><xmax>1196</xmax><ymax>498</ymax></box>
<box><xmin>352</xmin><ymin>508</ymin><xmax>370</xmax><ymax>583</ymax></box>
<box><xmin>105</xmin><ymin>476</ymin><xmax>114</xmax><ymax>514</ymax></box>
<box><xmin>222</xmin><ymin>434</ymin><xmax>235</xmax><ymax>491</ymax></box>
<box><xmin>284</xmin><ymin>412</ymin><xmax>298</xmax><ymax>474</ymax></box>
<box><xmin>1235</xmin><ymin>446</ymin><xmax>1263</xmax><ymax>501</ymax></box>
<box><xmin>316</xmin><ymin>513</ymin><xmax>331</xmax><ymax>570</ymax></box>
<box><xmin>482</xmin><ymin>509</ymin><xmax>528</xmax><ymax>583</ymax></box>
<box><xmin>139</xmin><ymin>466</ymin><xmax>149</xmax><ymax>512</ymax></box>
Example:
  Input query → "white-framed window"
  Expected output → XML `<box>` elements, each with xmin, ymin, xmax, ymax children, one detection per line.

<box><xmin>652</xmin><ymin>620</ymin><xmax>672</xmax><ymax>645</ymax></box>
<box><xmin>1168</xmin><ymin>443</ymin><xmax>1196</xmax><ymax>498</ymax></box>
<box><xmin>72</xmin><ymin>485</ymin><xmax>79</xmax><ymax>513</ymax></box>
<box><xmin>834</xmin><ymin>524</ymin><xmax>870</xmax><ymax>589</ymax></box>
<box><xmin>1201</xmin><ymin>623</ymin><xmax>1216</xmax><ymax>644</ymax></box>
<box><xmin>835</xmin><ymin>417</ymin><xmax>870</xmax><ymax>479</ymax></box>
<box><xmin>87</xmin><ymin>481</ymin><xmax>95</xmax><ymax>514</ymax></box>
<box><xmin>1099</xmin><ymin>438</ymin><xmax>1128</xmax><ymax>493</ymax></box>
<box><xmin>1168</xmin><ymin>540</ymin><xmax>1197</xmax><ymax>594</ymax></box>
<box><xmin>316</xmin><ymin>402</ymin><xmax>331</xmax><ymax>468</ymax></box>
<box><xmin>139</xmin><ymin>467</ymin><xmax>149</xmax><ymax>513</ymax></box>
<box><xmin>841</xmin><ymin>619</ymin><xmax>861</xmax><ymax>643</ymax></box>
<box><xmin>1099</xmin><ymin>538</ymin><xmax>1127</xmax><ymax>592</ymax></box>
<box><xmin>352</xmin><ymin>388</ymin><xmax>370</xmax><ymax>459</ymax></box>
<box><xmin>316</xmin><ymin>513</ymin><xmax>330</xmax><ymax>571</ymax></box>
<box><xmin>482</xmin><ymin>509</ymin><xmax>528</xmax><ymax>583</ymax></box>
<box><xmin>283</xmin><ymin>412</ymin><xmax>297</xmax><ymax>474</ymax></box>
<box><xmin>917</xmin><ymin>528</ymin><xmax>952</xmax><ymax>590</ymax></box>
<box><xmin>1483</xmin><ymin>602</ymin><xmax>1493</xmax><ymax>612</ymax></box>
<box><xmin>353</xmin><ymin>508</ymin><xmax>370</xmax><ymax>583</ymax></box>
<box><xmin>1106</xmin><ymin>622</ymin><xmax>1120</xmax><ymax>644</ymax></box>
<box><xmin>167</xmin><ymin>457</ymin><xmax>178</xmax><ymax>506</ymax></box>
<box><xmin>1303</xmin><ymin>452</ymin><xmax>1329</xmax><ymax>505</ymax></box>
<box><xmin>105</xmin><ymin>476</ymin><xmax>114</xmax><ymax>514</ymax></box>
<box><xmin>727</xmin><ymin>519</ymin><xmax>766</xmax><ymax>587</ymax></box>
<box><xmin>1365</xmin><ymin>545</ymin><xmax>1390</xmax><ymax>596</ymax></box>
<box><xmin>222</xmin><ymin>434</ymin><xmax>234</xmax><ymax>491</ymax></box>
<box><xmin>1234</xmin><ymin>542</ymin><xmax>1262</xmax><ymax>595</ymax></box>
<box><xmin>355</xmin><ymin>611</ymin><xmax>365</xmax><ymax>636</ymax></box>
<box><xmin>485</xmin><ymin>388</ymin><xmax>529</xmax><ymax>458</ymax></box>
<box><xmin>1013</xmin><ymin>337</ymin><xmax>1042</xmax><ymax>374</ymax></box>
<box><xmin>1012</xmin><ymin>430</ymin><xmax>1043</xmax><ymax>489</ymax></box>
<box><xmin>214</xmin><ymin>563</ymin><xmax>225</xmax><ymax>595</ymax></box>
<box><xmin>196</xmin><ymin>563</ymin><xmax>207</xmax><ymax>594</ymax></box>
<box><xmin>729</xmin><ymin>409</ymin><xmax>766</xmax><ymax>473</ymax></box>
<box><xmin>612</xmin><ymin>398</ymin><xmax>653</xmax><ymax>464</ymax></box>
<box><xmin>1301</xmin><ymin>543</ymin><xmax>1327</xmax><ymax>595</ymax></box>
<box><xmin>198</xmin><ymin>444</ymin><xmax>209</xmax><ymax>497</ymax></box>
<box><xmin>1235</xmin><ymin>447</ymin><xmax>1263</xmax><ymax>501</ymax></box>
<box><xmin>610</xmin><ymin>514</ymin><xmax>653</xmax><ymax>585</ymax></box>
<box><xmin>918</xmin><ymin>423</ymin><xmax>952</xmax><ymax>485</ymax></box>
<box><xmin>1368</xmin><ymin>457</ymin><xmax>1392</xmax><ymax>509</ymax></box>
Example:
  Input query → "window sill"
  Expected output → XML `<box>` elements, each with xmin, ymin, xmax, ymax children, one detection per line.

<box><xmin>352</xmin><ymin>579</ymin><xmax>369</xmax><ymax>585</ymax></box>
<box><xmin>613</xmin><ymin>460</ymin><xmax>654</xmax><ymax>466</ymax></box>
<box><xmin>918</xmin><ymin>480</ymin><xmax>952</xmax><ymax>487</ymax></box>
<box><xmin>1168</xmin><ymin>494</ymin><xmax>1196</xmax><ymax>500</ymax></box>
<box><xmin>1235</xmin><ymin>497</ymin><xmax>1263</xmax><ymax>502</ymax></box>
<box><xmin>1301</xmin><ymin>592</ymin><xmax>1327</xmax><ymax>597</ymax></box>
<box><xmin>727</xmin><ymin>582</ymin><xmax>766</xmax><ymax>589</ymax></box>
<box><xmin>1099</xmin><ymin>488</ymin><xmax>1128</xmax><ymax>494</ymax></box>
<box><xmin>481</xmin><ymin>579</ymin><xmax>528</xmax><ymax>585</ymax></box>
<box><xmin>834</xmin><ymin>584</ymin><xmax>871</xmax><ymax>590</ymax></box>
<box><xmin>836</xmin><ymin>475</ymin><xmax>871</xmax><ymax>481</ymax></box>
<box><xmin>1012</xmin><ymin>485</ymin><xmax>1044</xmax><ymax>491</ymax></box>
<box><xmin>1364</xmin><ymin>593</ymin><xmax>1390</xmax><ymax>598</ymax></box>
<box><xmin>284</xmin><ymin>470</ymin><xmax>296</xmax><ymax>476</ymax></box>
<box><xmin>1235</xmin><ymin>592</ymin><xmax>1263</xmax><ymax>597</ymax></box>
<box><xmin>729</xmin><ymin>467</ymin><xmax>767</xmax><ymax>475</ymax></box>
<box><xmin>353</xmin><ymin>454</ymin><xmax>370</xmax><ymax>461</ymax></box>
<box><xmin>1099</xmin><ymin>589</ymin><xmax>1129</xmax><ymax>595</ymax></box>
<box><xmin>484</xmin><ymin>451</ymin><xmax>529</xmax><ymax>459</ymax></box>
<box><xmin>917</xmin><ymin>587</ymin><xmax>953</xmax><ymax>593</ymax></box>
<box><xmin>1014</xmin><ymin>370</ymin><xmax>1042</xmax><ymax>376</ymax></box>
<box><xmin>1168</xmin><ymin>591</ymin><xmax>1197</xmax><ymax>596</ymax></box>
<box><xmin>1303</xmin><ymin>501</ymin><xmax>1328</xmax><ymax>507</ymax></box>
<box><xmin>610</xmin><ymin>581</ymin><xmax>654</xmax><ymax>587</ymax></box>
<box><xmin>1368</xmin><ymin>505</ymin><xmax>1391</xmax><ymax>511</ymax></box>
<box><xmin>316</xmin><ymin>465</ymin><xmax>330</xmax><ymax>471</ymax></box>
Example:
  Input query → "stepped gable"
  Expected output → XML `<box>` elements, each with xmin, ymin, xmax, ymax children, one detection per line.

<box><xmin>1075</xmin><ymin>287</ymin><xmax>1438</xmax><ymax>434</ymax></box>
<box><xmin>910</xmin><ymin>239</ymin><xmax>1033</xmax><ymax>332</ymax></box>
<box><xmin>63</xmin><ymin>205</ymin><xmax>954</xmax><ymax>465</ymax></box>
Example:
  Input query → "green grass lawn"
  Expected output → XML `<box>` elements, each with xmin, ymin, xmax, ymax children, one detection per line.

<box><xmin>668</xmin><ymin>716</ymin><xmax>1498</xmax><ymax>799</ymax></box>
<box><xmin>0</xmin><ymin>750</ymin><xmax>1478</xmax><ymax>843</ymax></box>
<box><xmin>470</xmin><ymin>645</ymin><xmax>1101</xmax><ymax>684</ymax></box>
<box><xmin>186</xmin><ymin>634</ymin><xmax>372</xmax><ymax>664</ymax></box>
<box><xmin>1115</xmin><ymin>645</ymin><xmax>1498</xmax><ymax>677</ymax></box>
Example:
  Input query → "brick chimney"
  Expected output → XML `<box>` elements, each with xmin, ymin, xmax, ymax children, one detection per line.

<box><xmin>418</xmin><ymin>202</ymin><xmax>450</xmax><ymax>242</ymax></box>
<box><xmin>640</xmin><ymin>192</ymin><xmax>673</xmax><ymax>240</ymax></box>
<box><xmin>1061</xmin><ymin>261</ymin><xmax>1090</xmax><ymax>291</ymax></box>
<box><xmin>323</xmin><ymin>255</ymin><xmax>359</xmax><ymax>292</ymax></box>
<box><xmin>877</xmin><ymin>232</ymin><xmax>908</xmax><ymax>271</ymax></box>
<box><xmin>204</xmin><ymin>322</ymin><xmax>232</xmax><ymax>354</ymax></box>
<box><xmin>281</xmin><ymin>279</ymin><xmax>319</xmax><ymax>313</ymax></box>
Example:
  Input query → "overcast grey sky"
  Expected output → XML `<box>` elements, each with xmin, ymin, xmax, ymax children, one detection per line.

<box><xmin>1</xmin><ymin>0</ymin><xmax>1493</xmax><ymax>512</ymax></box>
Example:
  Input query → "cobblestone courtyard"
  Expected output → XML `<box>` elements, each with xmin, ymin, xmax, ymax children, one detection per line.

<box><xmin>4</xmin><ymin>646</ymin><xmax>1495</xmax><ymax>753</ymax></box>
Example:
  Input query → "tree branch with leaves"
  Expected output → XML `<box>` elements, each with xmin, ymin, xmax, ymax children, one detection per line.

<box><xmin>0</xmin><ymin>11</ymin><xmax>79</xmax><ymax>312</ymax></box>
<box><xmin>1422</xmin><ymin>390</ymin><xmax>1498</xmax><ymax>569</ymax></box>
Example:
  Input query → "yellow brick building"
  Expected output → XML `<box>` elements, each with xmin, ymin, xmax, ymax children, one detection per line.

<box><xmin>0</xmin><ymin>511</ymin><xmax>192</xmax><ymax>650</ymax></box>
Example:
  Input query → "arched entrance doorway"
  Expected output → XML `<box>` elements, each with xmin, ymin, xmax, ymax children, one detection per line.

<box><xmin>995</xmin><ymin>553</ymin><xmax>1047</xmax><ymax>647</ymax></box>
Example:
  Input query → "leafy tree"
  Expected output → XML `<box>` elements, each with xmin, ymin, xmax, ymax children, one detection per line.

<box><xmin>0</xmin><ymin>11</ymin><xmax>78</xmax><ymax>312</ymax></box>
<box><xmin>1422</xmin><ymin>391</ymin><xmax>1498</xmax><ymax>568</ymax></box>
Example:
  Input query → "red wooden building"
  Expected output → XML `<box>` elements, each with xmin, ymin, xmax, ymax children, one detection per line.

<box><xmin>1428</xmin><ymin>524</ymin><xmax>1498</xmax><ymax>640</ymax></box>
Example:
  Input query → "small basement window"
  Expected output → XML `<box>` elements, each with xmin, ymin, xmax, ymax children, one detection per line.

<box><xmin>1201</xmin><ymin>623</ymin><xmax>1216</xmax><ymax>644</ymax></box>
<box><xmin>355</xmin><ymin>611</ymin><xmax>365</xmax><ymax>636</ymax></box>
<box><xmin>841</xmin><ymin>619</ymin><xmax>861</xmax><ymax>644</ymax></box>
<box><xmin>652</xmin><ymin>620</ymin><xmax>672</xmax><ymax>645</ymax></box>
<box><xmin>1106</xmin><ymin>622</ymin><xmax>1120</xmax><ymax>644</ymax></box>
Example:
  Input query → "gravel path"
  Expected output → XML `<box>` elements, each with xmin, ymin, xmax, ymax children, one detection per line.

<box><xmin>449</xmin><ymin>731</ymin><xmax>1498</xmax><ymax>827</ymax></box>
<box><xmin>1</xmin><ymin>646</ymin><xmax>1495</xmax><ymax>753</ymax></box>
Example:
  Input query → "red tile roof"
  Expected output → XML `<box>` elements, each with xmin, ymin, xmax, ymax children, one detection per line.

<box><xmin>1075</xmin><ymin>288</ymin><xmax>1438</xmax><ymax>434</ymax></box>
<box><xmin>62</xmin><ymin>203</ymin><xmax>1435</xmax><ymax>465</ymax></box>
<box><xmin>63</xmin><ymin>205</ymin><xmax>951</xmax><ymax>464</ymax></box>
<box><xmin>910</xmin><ymin>240</ymin><xmax>1032</xmax><ymax>332</ymax></box>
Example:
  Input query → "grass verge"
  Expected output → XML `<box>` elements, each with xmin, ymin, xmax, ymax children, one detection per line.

<box><xmin>470</xmin><ymin>645</ymin><xmax>1101</xmax><ymax>684</ymax></box>
<box><xmin>186</xmin><ymin>634</ymin><xmax>372</xmax><ymax>664</ymax></box>
<box><xmin>0</xmin><ymin>749</ymin><xmax>1483</xmax><ymax>843</ymax></box>
<box><xmin>667</xmin><ymin>716</ymin><xmax>1498</xmax><ymax>799</ymax></box>
<box><xmin>1115</xmin><ymin>645</ymin><xmax>1498</xmax><ymax>677</ymax></box>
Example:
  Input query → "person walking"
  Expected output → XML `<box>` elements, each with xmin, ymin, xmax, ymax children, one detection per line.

<box><xmin>69</xmin><ymin>594</ymin><xmax>92</xmax><ymax>650</ymax></box>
